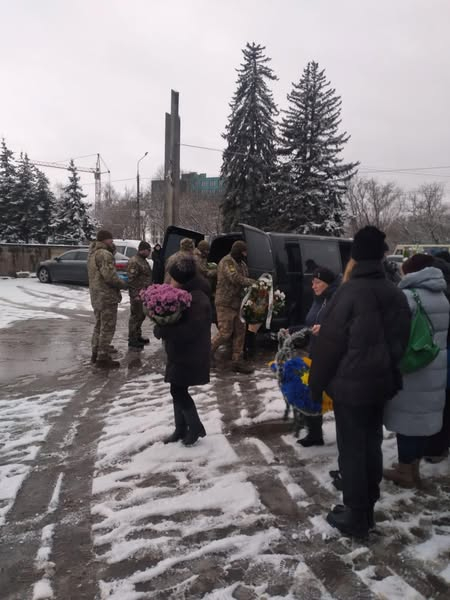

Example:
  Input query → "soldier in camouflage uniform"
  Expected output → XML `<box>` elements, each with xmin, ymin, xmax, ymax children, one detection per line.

<box><xmin>164</xmin><ymin>238</ymin><xmax>196</xmax><ymax>283</ymax></box>
<box><xmin>194</xmin><ymin>240</ymin><xmax>217</xmax><ymax>287</ymax></box>
<box><xmin>88</xmin><ymin>230</ymin><xmax>128</xmax><ymax>369</ymax></box>
<box><xmin>211</xmin><ymin>241</ymin><xmax>256</xmax><ymax>374</ymax></box>
<box><xmin>128</xmin><ymin>241</ymin><xmax>153</xmax><ymax>348</ymax></box>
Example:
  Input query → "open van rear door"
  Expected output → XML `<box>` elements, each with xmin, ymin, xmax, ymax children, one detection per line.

<box><xmin>239</xmin><ymin>224</ymin><xmax>275</xmax><ymax>280</ymax></box>
<box><xmin>161</xmin><ymin>225</ymin><xmax>204</xmax><ymax>261</ymax></box>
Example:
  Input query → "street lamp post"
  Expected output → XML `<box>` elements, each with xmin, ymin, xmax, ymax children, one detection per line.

<box><xmin>136</xmin><ymin>152</ymin><xmax>148</xmax><ymax>239</ymax></box>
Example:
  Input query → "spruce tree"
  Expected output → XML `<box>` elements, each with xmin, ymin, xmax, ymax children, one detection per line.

<box><xmin>13</xmin><ymin>154</ymin><xmax>36</xmax><ymax>243</ymax></box>
<box><xmin>274</xmin><ymin>61</ymin><xmax>358</xmax><ymax>235</ymax></box>
<box><xmin>54</xmin><ymin>160</ymin><xmax>95</xmax><ymax>243</ymax></box>
<box><xmin>0</xmin><ymin>139</ymin><xmax>18</xmax><ymax>241</ymax></box>
<box><xmin>32</xmin><ymin>169</ymin><xmax>55</xmax><ymax>243</ymax></box>
<box><xmin>221</xmin><ymin>42</ymin><xmax>278</xmax><ymax>231</ymax></box>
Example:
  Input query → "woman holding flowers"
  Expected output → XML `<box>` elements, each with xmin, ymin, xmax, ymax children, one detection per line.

<box><xmin>153</xmin><ymin>256</ymin><xmax>212</xmax><ymax>446</ymax></box>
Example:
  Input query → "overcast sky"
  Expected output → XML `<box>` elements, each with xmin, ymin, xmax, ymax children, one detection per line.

<box><xmin>1</xmin><ymin>0</ymin><xmax>450</xmax><ymax>202</ymax></box>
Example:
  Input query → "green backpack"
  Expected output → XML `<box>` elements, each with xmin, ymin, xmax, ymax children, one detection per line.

<box><xmin>399</xmin><ymin>289</ymin><xmax>440</xmax><ymax>374</ymax></box>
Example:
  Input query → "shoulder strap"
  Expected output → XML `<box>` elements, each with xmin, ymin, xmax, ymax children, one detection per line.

<box><xmin>410</xmin><ymin>288</ymin><xmax>435</xmax><ymax>334</ymax></box>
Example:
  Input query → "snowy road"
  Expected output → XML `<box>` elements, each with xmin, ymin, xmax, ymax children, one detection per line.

<box><xmin>0</xmin><ymin>278</ymin><xmax>449</xmax><ymax>600</ymax></box>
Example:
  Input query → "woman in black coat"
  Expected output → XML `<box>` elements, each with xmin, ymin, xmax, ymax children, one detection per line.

<box><xmin>309</xmin><ymin>226</ymin><xmax>411</xmax><ymax>539</ymax></box>
<box><xmin>154</xmin><ymin>256</ymin><xmax>212</xmax><ymax>446</ymax></box>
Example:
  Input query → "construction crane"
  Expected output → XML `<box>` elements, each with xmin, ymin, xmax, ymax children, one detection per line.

<box><xmin>29</xmin><ymin>153</ymin><xmax>110</xmax><ymax>217</ymax></box>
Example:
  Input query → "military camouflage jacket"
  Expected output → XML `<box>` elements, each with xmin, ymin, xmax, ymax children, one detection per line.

<box><xmin>194</xmin><ymin>248</ymin><xmax>217</xmax><ymax>281</ymax></box>
<box><xmin>127</xmin><ymin>253</ymin><xmax>152</xmax><ymax>300</ymax></box>
<box><xmin>215</xmin><ymin>254</ymin><xmax>254</xmax><ymax>310</ymax></box>
<box><xmin>88</xmin><ymin>241</ymin><xmax>127</xmax><ymax>310</ymax></box>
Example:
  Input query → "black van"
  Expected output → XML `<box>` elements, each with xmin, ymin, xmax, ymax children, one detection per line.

<box><xmin>159</xmin><ymin>224</ymin><xmax>352</xmax><ymax>330</ymax></box>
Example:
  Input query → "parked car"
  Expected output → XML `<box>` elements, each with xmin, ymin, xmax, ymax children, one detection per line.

<box><xmin>387</xmin><ymin>254</ymin><xmax>405</xmax><ymax>265</ymax></box>
<box><xmin>114</xmin><ymin>239</ymin><xmax>153</xmax><ymax>268</ymax></box>
<box><xmin>157</xmin><ymin>224</ymin><xmax>352</xmax><ymax>330</ymax></box>
<box><xmin>37</xmin><ymin>248</ymin><xmax>129</xmax><ymax>285</ymax></box>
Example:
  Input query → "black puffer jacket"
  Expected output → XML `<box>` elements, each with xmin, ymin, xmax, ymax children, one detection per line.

<box><xmin>305</xmin><ymin>278</ymin><xmax>340</xmax><ymax>328</ymax></box>
<box><xmin>154</xmin><ymin>278</ymin><xmax>212</xmax><ymax>387</ymax></box>
<box><xmin>309</xmin><ymin>261</ymin><xmax>411</xmax><ymax>406</ymax></box>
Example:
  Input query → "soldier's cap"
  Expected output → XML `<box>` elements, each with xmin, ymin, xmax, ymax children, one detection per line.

<box><xmin>231</xmin><ymin>240</ymin><xmax>247</xmax><ymax>258</ymax></box>
<box><xmin>197</xmin><ymin>240</ymin><xmax>209</xmax><ymax>252</ymax></box>
<box><xmin>169</xmin><ymin>256</ymin><xmax>197</xmax><ymax>284</ymax></box>
<box><xmin>138</xmin><ymin>241</ymin><xmax>151</xmax><ymax>251</ymax></box>
<box><xmin>97</xmin><ymin>229</ymin><xmax>113</xmax><ymax>242</ymax></box>
<box><xmin>180</xmin><ymin>238</ymin><xmax>195</xmax><ymax>251</ymax></box>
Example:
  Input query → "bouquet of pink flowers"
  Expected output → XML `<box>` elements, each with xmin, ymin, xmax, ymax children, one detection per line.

<box><xmin>140</xmin><ymin>284</ymin><xmax>192</xmax><ymax>325</ymax></box>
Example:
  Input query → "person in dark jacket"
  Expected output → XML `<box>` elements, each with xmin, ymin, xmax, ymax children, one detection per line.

<box><xmin>154</xmin><ymin>256</ymin><xmax>212</xmax><ymax>446</ymax></box>
<box><xmin>309</xmin><ymin>226</ymin><xmax>411</xmax><ymax>539</ymax></box>
<box><xmin>295</xmin><ymin>266</ymin><xmax>339</xmax><ymax>448</ymax></box>
<box><xmin>151</xmin><ymin>243</ymin><xmax>164</xmax><ymax>284</ymax></box>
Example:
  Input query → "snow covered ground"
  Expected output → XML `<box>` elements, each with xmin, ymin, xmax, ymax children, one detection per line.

<box><xmin>0</xmin><ymin>281</ymin><xmax>449</xmax><ymax>599</ymax></box>
<box><xmin>0</xmin><ymin>277</ymin><xmax>129</xmax><ymax>329</ymax></box>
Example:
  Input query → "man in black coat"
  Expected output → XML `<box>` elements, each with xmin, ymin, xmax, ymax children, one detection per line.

<box><xmin>309</xmin><ymin>226</ymin><xmax>411</xmax><ymax>538</ymax></box>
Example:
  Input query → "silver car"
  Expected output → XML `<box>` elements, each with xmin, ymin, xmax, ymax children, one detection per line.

<box><xmin>37</xmin><ymin>248</ymin><xmax>129</xmax><ymax>285</ymax></box>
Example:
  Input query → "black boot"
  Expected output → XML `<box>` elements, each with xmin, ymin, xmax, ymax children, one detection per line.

<box><xmin>332</xmin><ymin>503</ymin><xmax>375</xmax><ymax>531</ymax></box>
<box><xmin>129</xmin><ymin>339</ymin><xmax>145</xmax><ymax>349</ymax></box>
<box><xmin>326</xmin><ymin>506</ymin><xmax>369</xmax><ymax>539</ymax></box>
<box><xmin>164</xmin><ymin>403</ymin><xmax>186</xmax><ymax>444</ymax></box>
<box><xmin>182</xmin><ymin>406</ymin><xmax>206</xmax><ymax>446</ymax></box>
<box><xmin>138</xmin><ymin>336</ymin><xmax>150</xmax><ymax>345</ymax></box>
<box><xmin>298</xmin><ymin>415</ymin><xmax>324</xmax><ymax>447</ymax></box>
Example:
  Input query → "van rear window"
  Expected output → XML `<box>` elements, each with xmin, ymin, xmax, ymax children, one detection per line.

<box><xmin>301</xmin><ymin>240</ymin><xmax>341</xmax><ymax>274</ymax></box>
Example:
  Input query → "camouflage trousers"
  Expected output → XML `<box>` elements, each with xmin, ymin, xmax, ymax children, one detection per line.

<box><xmin>211</xmin><ymin>305</ymin><xmax>246</xmax><ymax>362</ymax></box>
<box><xmin>128</xmin><ymin>299</ymin><xmax>146</xmax><ymax>342</ymax></box>
<box><xmin>92</xmin><ymin>305</ymin><xmax>118</xmax><ymax>358</ymax></box>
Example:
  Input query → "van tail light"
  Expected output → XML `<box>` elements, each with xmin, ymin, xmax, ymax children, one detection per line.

<box><xmin>115</xmin><ymin>262</ymin><xmax>127</xmax><ymax>271</ymax></box>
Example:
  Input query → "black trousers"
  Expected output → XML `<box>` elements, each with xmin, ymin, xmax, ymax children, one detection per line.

<box><xmin>170</xmin><ymin>384</ymin><xmax>196</xmax><ymax>411</ymax></box>
<box><xmin>334</xmin><ymin>401</ymin><xmax>384</xmax><ymax>510</ymax></box>
<box><xmin>397</xmin><ymin>434</ymin><xmax>426</xmax><ymax>464</ymax></box>
<box><xmin>425</xmin><ymin>389</ymin><xmax>450</xmax><ymax>456</ymax></box>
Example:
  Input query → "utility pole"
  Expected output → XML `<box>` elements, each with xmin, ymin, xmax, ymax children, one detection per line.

<box><xmin>137</xmin><ymin>152</ymin><xmax>148</xmax><ymax>239</ymax></box>
<box><xmin>164</xmin><ymin>90</ymin><xmax>181</xmax><ymax>230</ymax></box>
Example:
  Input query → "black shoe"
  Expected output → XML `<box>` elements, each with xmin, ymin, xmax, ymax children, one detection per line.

<box><xmin>138</xmin><ymin>336</ymin><xmax>150</xmax><ymax>345</ymax></box>
<box><xmin>326</xmin><ymin>506</ymin><xmax>369</xmax><ymax>539</ymax></box>
<box><xmin>331</xmin><ymin>476</ymin><xmax>343</xmax><ymax>491</ymax></box>
<box><xmin>129</xmin><ymin>339</ymin><xmax>145</xmax><ymax>349</ymax></box>
<box><xmin>297</xmin><ymin>435</ymin><xmax>324</xmax><ymax>447</ymax></box>
<box><xmin>329</xmin><ymin>470</ymin><xmax>340</xmax><ymax>479</ymax></box>
<box><xmin>108</xmin><ymin>345</ymin><xmax>119</xmax><ymax>354</ymax></box>
<box><xmin>164</xmin><ymin>429</ymin><xmax>186</xmax><ymax>444</ymax></box>
<box><xmin>332</xmin><ymin>503</ymin><xmax>375</xmax><ymax>530</ymax></box>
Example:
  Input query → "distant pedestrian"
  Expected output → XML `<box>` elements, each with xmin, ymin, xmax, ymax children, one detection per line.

<box><xmin>154</xmin><ymin>256</ymin><xmax>211</xmax><ymax>446</ymax></box>
<box><xmin>127</xmin><ymin>241</ymin><xmax>152</xmax><ymax>349</ymax></box>
<box><xmin>310</xmin><ymin>226</ymin><xmax>411</xmax><ymax>538</ymax></box>
<box><xmin>151</xmin><ymin>243</ymin><xmax>164</xmax><ymax>284</ymax></box>
<box><xmin>88</xmin><ymin>230</ymin><xmax>128</xmax><ymax>369</ymax></box>
<box><xmin>384</xmin><ymin>254</ymin><xmax>449</xmax><ymax>486</ymax></box>
<box><xmin>211</xmin><ymin>241</ymin><xmax>256</xmax><ymax>374</ymax></box>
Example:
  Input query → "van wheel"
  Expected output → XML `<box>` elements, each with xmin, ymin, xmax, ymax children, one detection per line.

<box><xmin>38</xmin><ymin>267</ymin><xmax>51</xmax><ymax>283</ymax></box>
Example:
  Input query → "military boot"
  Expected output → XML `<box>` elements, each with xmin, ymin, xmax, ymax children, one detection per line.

<box><xmin>231</xmin><ymin>361</ymin><xmax>254</xmax><ymax>374</ymax></box>
<box><xmin>96</xmin><ymin>354</ymin><xmax>120</xmax><ymax>369</ymax></box>
<box><xmin>138</xmin><ymin>336</ymin><xmax>150</xmax><ymax>345</ymax></box>
<box><xmin>128</xmin><ymin>339</ymin><xmax>145</xmax><ymax>349</ymax></box>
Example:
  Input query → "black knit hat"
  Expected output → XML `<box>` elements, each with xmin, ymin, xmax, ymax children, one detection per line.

<box><xmin>231</xmin><ymin>240</ymin><xmax>247</xmax><ymax>259</ymax></box>
<box><xmin>351</xmin><ymin>226</ymin><xmax>386</xmax><ymax>261</ymax></box>
<box><xmin>312</xmin><ymin>266</ymin><xmax>336</xmax><ymax>285</ymax></box>
<box><xmin>96</xmin><ymin>229</ymin><xmax>113</xmax><ymax>242</ymax></box>
<box><xmin>138</xmin><ymin>241</ymin><xmax>151</xmax><ymax>251</ymax></box>
<box><xmin>169</xmin><ymin>256</ymin><xmax>197</xmax><ymax>284</ymax></box>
